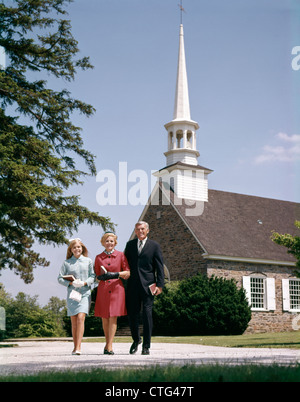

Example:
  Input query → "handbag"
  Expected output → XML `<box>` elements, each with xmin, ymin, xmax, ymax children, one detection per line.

<box><xmin>69</xmin><ymin>289</ymin><xmax>82</xmax><ymax>302</ymax></box>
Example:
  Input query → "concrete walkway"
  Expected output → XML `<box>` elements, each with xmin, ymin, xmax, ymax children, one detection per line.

<box><xmin>0</xmin><ymin>340</ymin><xmax>299</xmax><ymax>376</ymax></box>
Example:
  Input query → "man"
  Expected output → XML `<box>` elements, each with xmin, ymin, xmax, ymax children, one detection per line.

<box><xmin>124</xmin><ymin>221</ymin><xmax>164</xmax><ymax>355</ymax></box>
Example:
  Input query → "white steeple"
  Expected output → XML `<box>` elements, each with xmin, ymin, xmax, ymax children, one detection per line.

<box><xmin>164</xmin><ymin>24</ymin><xmax>199</xmax><ymax>167</ymax></box>
<box><xmin>173</xmin><ymin>24</ymin><xmax>191</xmax><ymax>121</ymax></box>
<box><xmin>154</xmin><ymin>23</ymin><xmax>212</xmax><ymax>203</ymax></box>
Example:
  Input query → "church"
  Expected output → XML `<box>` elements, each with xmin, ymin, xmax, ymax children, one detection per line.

<box><xmin>131</xmin><ymin>24</ymin><xmax>300</xmax><ymax>333</ymax></box>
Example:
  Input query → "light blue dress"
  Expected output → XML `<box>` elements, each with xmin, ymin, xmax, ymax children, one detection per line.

<box><xmin>58</xmin><ymin>255</ymin><xmax>95</xmax><ymax>316</ymax></box>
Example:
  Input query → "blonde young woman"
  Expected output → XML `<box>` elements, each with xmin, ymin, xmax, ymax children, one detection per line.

<box><xmin>58</xmin><ymin>238</ymin><xmax>95</xmax><ymax>355</ymax></box>
<box><xmin>94</xmin><ymin>232</ymin><xmax>130</xmax><ymax>354</ymax></box>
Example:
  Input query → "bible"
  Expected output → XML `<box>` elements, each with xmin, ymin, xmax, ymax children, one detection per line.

<box><xmin>149</xmin><ymin>283</ymin><xmax>157</xmax><ymax>295</ymax></box>
<box><xmin>62</xmin><ymin>275</ymin><xmax>76</xmax><ymax>281</ymax></box>
<box><xmin>96</xmin><ymin>266</ymin><xmax>119</xmax><ymax>281</ymax></box>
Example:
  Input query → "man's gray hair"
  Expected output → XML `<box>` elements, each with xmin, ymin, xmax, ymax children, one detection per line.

<box><xmin>135</xmin><ymin>221</ymin><xmax>149</xmax><ymax>230</ymax></box>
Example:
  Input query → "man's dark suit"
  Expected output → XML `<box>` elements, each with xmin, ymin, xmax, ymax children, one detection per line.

<box><xmin>124</xmin><ymin>238</ymin><xmax>164</xmax><ymax>349</ymax></box>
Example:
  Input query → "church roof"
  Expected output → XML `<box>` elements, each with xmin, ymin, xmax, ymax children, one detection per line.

<box><xmin>169</xmin><ymin>187</ymin><xmax>300</xmax><ymax>264</ymax></box>
<box><xmin>156</xmin><ymin>161</ymin><xmax>213</xmax><ymax>174</ymax></box>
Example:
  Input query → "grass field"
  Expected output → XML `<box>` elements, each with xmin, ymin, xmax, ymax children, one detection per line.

<box><xmin>1</xmin><ymin>331</ymin><xmax>299</xmax><ymax>349</ymax></box>
<box><xmin>84</xmin><ymin>331</ymin><xmax>300</xmax><ymax>349</ymax></box>
<box><xmin>1</xmin><ymin>363</ymin><xmax>300</xmax><ymax>382</ymax></box>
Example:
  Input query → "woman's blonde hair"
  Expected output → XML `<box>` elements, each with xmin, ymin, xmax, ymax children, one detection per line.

<box><xmin>100</xmin><ymin>232</ymin><xmax>118</xmax><ymax>247</ymax></box>
<box><xmin>66</xmin><ymin>239</ymin><xmax>88</xmax><ymax>259</ymax></box>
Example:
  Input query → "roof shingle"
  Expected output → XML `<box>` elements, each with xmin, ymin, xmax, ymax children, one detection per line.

<box><xmin>173</xmin><ymin>188</ymin><xmax>300</xmax><ymax>263</ymax></box>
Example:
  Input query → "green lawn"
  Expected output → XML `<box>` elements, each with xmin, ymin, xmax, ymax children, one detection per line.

<box><xmin>1</xmin><ymin>364</ymin><xmax>300</xmax><ymax>382</ymax></box>
<box><xmin>2</xmin><ymin>331</ymin><xmax>299</xmax><ymax>349</ymax></box>
<box><xmin>84</xmin><ymin>331</ymin><xmax>300</xmax><ymax>349</ymax></box>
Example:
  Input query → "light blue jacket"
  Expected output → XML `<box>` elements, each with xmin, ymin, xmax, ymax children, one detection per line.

<box><xmin>57</xmin><ymin>255</ymin><xmax>95</xmax><ymax>296</ymax></box>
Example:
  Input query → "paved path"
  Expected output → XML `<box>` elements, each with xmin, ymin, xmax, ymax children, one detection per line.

<box><xmin>0</xmin><ymin>341</ymin><xmax>299</xmax><ymax>376</ymax></box>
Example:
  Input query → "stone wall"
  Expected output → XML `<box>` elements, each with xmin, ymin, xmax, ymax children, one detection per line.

<box><xmin>206</xmin><ymin>259</ymin><xmax>297</xmax><ymax>333</ymax></box>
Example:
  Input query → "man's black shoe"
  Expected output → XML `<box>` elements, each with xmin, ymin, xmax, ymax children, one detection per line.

<box><xmin>129</xmin><ymin>339</ymin><xmax>142</xmax><ymax>354</ymax></box>
<box><xmin>141</xmin><ymin>347</ymin><xmax>150</xmax><ymax>355</ymax></box>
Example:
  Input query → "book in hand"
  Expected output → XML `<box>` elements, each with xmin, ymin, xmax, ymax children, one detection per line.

<box><xmin>62</xmin><ymin>275</ymin><xmax>76</xmax><ymax>282</ymax></box>
<box><xmin>149</xmin><ymin>283</ymin><xmax>157</xmax><ymax>295</ymax></box>
<box><xmin>96</xmin><ymin>266</ymin><xmax>109</xmax><ymax>280</ymax></box>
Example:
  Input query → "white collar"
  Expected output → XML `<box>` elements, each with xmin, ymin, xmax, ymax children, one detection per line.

<box><xmin>139</xmin><ymin>237</ymin><xmax>147</xmax><ymax>245</ymax></box>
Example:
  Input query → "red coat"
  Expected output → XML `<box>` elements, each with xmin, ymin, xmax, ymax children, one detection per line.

<box><xmin>94</xmin><ymin>250</ymin><xmax>130</xmax><ymax>318</ymax></box>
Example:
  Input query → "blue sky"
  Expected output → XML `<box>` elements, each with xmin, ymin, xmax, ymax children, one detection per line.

<box><xmin>1</xmin><ymin>0</ymin><xmax>300</xmax><ymax>305</ymax></box>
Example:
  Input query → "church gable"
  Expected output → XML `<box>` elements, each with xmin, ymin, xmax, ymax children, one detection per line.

<box><xmin>140</xmin><ymin>185</ymin><xmax>207</xmax><ymax>280</ymax></box>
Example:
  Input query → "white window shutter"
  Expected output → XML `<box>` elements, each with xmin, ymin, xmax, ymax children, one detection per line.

<box><xmin>266</xmin><ymin>278</ymin><xmax>276</xmax><ymax>310</ymax></box>
<box><xmin>282</xmin><ymin>279</ymin><xmax>290</xmax><ymax>311</ymax></box>
<box><xmin>242</xmin><ymin>276</ymin><xmax>251</xmax><ymax>306</ymax></box>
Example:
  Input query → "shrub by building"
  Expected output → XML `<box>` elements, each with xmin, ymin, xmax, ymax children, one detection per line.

<box><xmin>153</xmin><ymin>274</ymin><xmax>251</xmax><ymax>335</ymax></box>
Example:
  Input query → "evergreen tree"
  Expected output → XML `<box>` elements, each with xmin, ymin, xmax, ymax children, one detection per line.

<box><xmin>0</xmin><ymin>0</ymin><xmax>113</xmax><ymax>282</ymax></box>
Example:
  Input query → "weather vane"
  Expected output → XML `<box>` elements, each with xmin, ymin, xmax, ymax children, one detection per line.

<box><xmin>178</xmin><ymin>1</ymin><xmax>186</xmax><ymax>24</ymax></box>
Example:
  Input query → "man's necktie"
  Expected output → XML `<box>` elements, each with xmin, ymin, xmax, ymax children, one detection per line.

<box><xmin>138</xmin><ymin>240</ymin><xmax>143</xmax><ymax>254</ymax></box>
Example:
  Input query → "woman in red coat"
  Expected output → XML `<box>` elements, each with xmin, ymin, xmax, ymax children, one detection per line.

<box><xmin>94</xmin><ymin>232</ymin><xmax>130</xmax><ymax>354</ymax></box>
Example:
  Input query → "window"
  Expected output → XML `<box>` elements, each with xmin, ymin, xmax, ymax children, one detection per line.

<box><xmin>169</xmin><ymin>132</ymin><xmax>174</xmax><ymax>150</ymax></box>
<box><xmin>282</xmin><ymin>279</ymin><xmax>300</xmax><ymax>312</ymax></box>
<box><xmin>250</xmin><ymin>277</ymin><xmax>265</xmax><ymax>309</ymax></box>
<box><xmin>176</xmin><ymin>131</ymin><xmax>183</xmax><ymax>148</ymax></box>
<box><xmin>243</xmin><ymin>276</ymin><xmax>276</xmax><ymax>311</ymax></box>
<box><xmin>187</xmin><ymin>131</ymin><xmax>192</xmax><ymax>148</ymax></box>
<box><xmin>290</xmin><ymin>280</ymin><xmax>300</xmax><ymax>310</ymax></box>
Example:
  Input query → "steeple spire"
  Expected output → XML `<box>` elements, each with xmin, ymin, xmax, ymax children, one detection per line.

<box><xmin>164</xmin><ymin>23</ymin><xmax>199</xmax><ymax>167</ymax></box>
<box><xmin>173</xmin><ymin>24</ymin><xmax>190</xmax><ymax>121</ymax></box>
